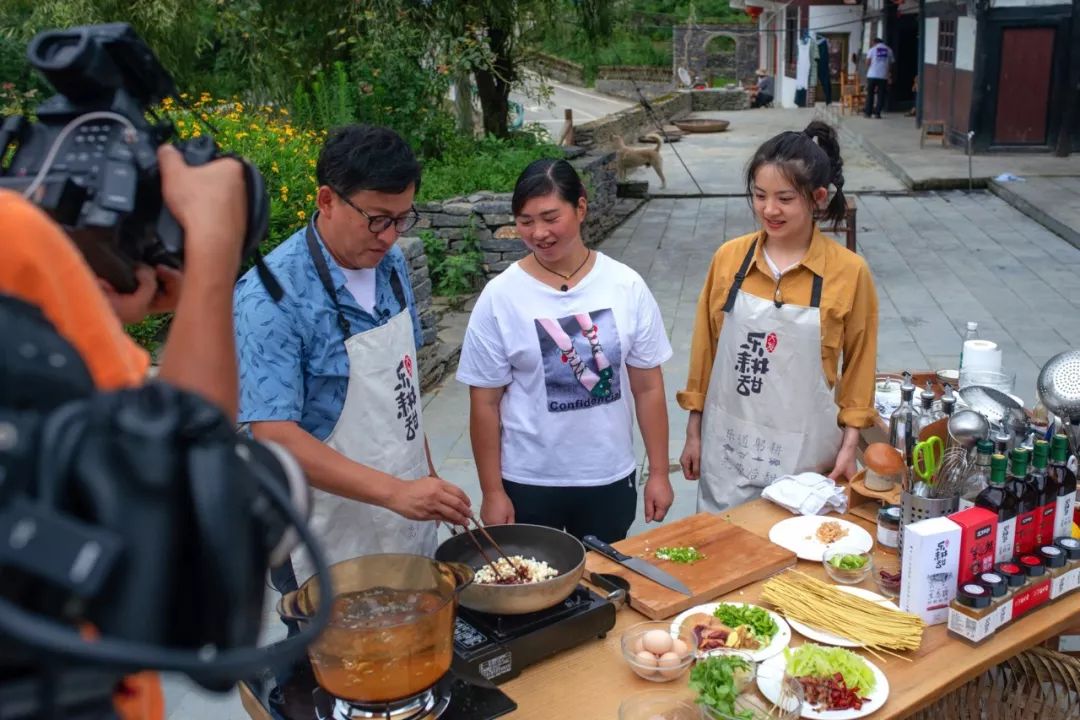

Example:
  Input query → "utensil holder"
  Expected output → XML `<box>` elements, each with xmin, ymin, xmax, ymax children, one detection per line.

<box><xmin>899</xmin><ymin>491</ymin><xmax>959</xmax><ymax>554</ymax></box>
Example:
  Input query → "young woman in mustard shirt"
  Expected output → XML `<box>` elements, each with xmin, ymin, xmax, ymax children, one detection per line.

<box><xmin>678</xmin><ymin>121</ymin><xmax>879</xmax><ymax>512</ymax></box>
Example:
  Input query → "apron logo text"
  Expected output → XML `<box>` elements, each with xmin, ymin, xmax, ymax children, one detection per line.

<box><xmin>735</xmin><ymin>331</ymin><xmax>770</xmax><ymax>396</ymax></box>
<box><xmin>395</xmin><ymin>358</ymin><xmax>420</xmax><ymax>441</ymax></box>
<box><xmin>766</xmin><ymin>332</ymin><xmax>778</xmax><ymax>353</ymax></box>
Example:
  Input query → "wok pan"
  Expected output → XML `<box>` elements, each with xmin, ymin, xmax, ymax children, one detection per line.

<box><xmin>434</xmin><ymin>523</ymin><xmax>585</xmax><ymax>615</ymax></box>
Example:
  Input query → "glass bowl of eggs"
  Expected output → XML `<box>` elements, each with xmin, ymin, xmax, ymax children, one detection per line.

<box><xmin>620</xmin><ymin>621</ymin><xmax>695</xmax><ymax>682</ymax></box>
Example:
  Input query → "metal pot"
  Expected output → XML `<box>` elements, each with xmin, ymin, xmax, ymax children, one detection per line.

<box><xmin>278</xmin><ymin>554</ymin><xmax>473</xmax><ymax>703</ymax></box>
<box><xmin>434</xmin><ymin>523</ymin><xmax>586</xmax><ymax>615</ymax></box>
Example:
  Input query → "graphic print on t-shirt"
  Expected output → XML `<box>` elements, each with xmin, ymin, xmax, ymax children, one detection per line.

<box><xmin>534</xmin><ymin>308</ymin><xmax>623</xmax><ymax>413</ymax></box>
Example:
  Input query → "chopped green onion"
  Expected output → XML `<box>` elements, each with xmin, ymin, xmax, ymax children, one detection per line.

<box><xmin>654</xmin><ymin>546</ymin><xmax>705</xmax><ymax>564</ymax></box>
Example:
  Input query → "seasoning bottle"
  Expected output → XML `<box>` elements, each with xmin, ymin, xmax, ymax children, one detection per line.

<box><xmin>976</xmin><ymin>454</ymin><xmax>1018</xmax><ymax>564</ymax></box>
<box><xmin>947</xmin><ymin>583</ymin><xmax>995</xmax><ymax>644</ymax></box>
<box><xmin>914</xmin><ymin>382</ymin><xmax>940</xmax><ymax>435</ymax></box>
<box><xmin>1039</xmin><ymin>545</ymin><xmax>1069</xmax><ymax>599</ymax></box>
<box><xmin>1030</xmin><ymin>440</ymin><xmax>1057</xmax><ymax>548</ymax></box>
<box><xmin>993</xmin><ymin>431</ymin><xmax>1010</xmax><ymax>456</ymax></box>
<box><xmin>958</xmin><ymin>440</ymin><xmax>993</xmax><ymax>511</ymax></box>
<box><xmin>1049</xmin><ymin>434</ymin><xmax>1077</xmax><ymax>540</ymax></box>
<box><xmin>1054</xmin><ymin>537</ymin><xmax>1080</xmax><ymax>596</ymax></box>
<box><xmin>1006</xmin><ymin>449</ymin><xmax>1039</xmax><ymax>556</ymax></box>
<box><xmin>889</xmin><ymin>374</ymin><xmax>921</xmax><ymax>467</ymax></box>
<box><xmin>978</xmin><ymin>571</ymin><xmax>1012</xmax><ymax>631</ymax></box>
<box><xmin>941</xmin><ymin>384</ymin><xmax>957</xmax><ymax>418</ymax></box>
<box><xmin>877</xmin><ymin>505</ymin><xmax>901</xmax><ymax>549</ymax></box>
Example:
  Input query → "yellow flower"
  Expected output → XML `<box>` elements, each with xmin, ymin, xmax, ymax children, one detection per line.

<box><xmin>235</xmin><ymin>131</ymin><xmax>248</xmax><ymax>139</ymax></box>
<box><xmin>305</xmin><ymin>194</ymin><xmax>314</xmax><ymax>202</ymax></box>
<box><xmin>271</xmin><ymin>162</ymin><xmax>280</xmax><ymax>173</ymax></box>
<box><xmin>250</xmin><ymin>123</ymin><xmax>260</xmax><ymax>130</ymax></box>
<box><xmin>281</xmin><ymin>185</ymin><xmax>289</xmax><ymax>193</ymax></box>
<box><xmin>297</xmin><ymin>210</ymin><xmax>306</xmax><ymax>220</ymax></box>
<box><xmin>234</xmin><ymin>102</ymin><xmax>243</xmax><ymax>112</ymax></box>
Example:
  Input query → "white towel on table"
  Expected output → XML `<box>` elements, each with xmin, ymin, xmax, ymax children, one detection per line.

<box><xmin>761</xmin><ymin>472</ymin><xmax>848</xmax><ymax>516</ymax></box>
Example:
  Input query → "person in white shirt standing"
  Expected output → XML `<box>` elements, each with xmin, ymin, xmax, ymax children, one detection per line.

<box><xmin>864</xmin><ymin>37</ymin><xmax>895</xmax><ymax>119</ymax></box>
<box><xmin>457</xmin><ymin>158</ymin><xmax>675</xmax><ymax>542</ymax></box>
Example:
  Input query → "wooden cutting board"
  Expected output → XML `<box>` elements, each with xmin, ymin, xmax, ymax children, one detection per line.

<box><xmin>583</xmin><ymin>512</ymin><xmax>796</xmax><ymax>620</ymax></box>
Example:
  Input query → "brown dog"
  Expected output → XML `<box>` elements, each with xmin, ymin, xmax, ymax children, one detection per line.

<box><xmin>614</xmin><ymin>133</ymin><xmax>666</xmax><ymax>188</ymax></box>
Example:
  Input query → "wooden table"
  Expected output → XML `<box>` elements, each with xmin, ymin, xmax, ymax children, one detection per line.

<box><xmin>499</xmin><ymin>500</ymin><xmax>1080</xmax><ymax>719</ymax></box>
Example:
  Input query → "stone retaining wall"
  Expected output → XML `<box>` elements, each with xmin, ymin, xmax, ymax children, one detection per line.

<box><xmin>574</xmin><ymin>91</ymin><xmax>693</xmax><ymax>149</ymax></box>
<box><xmin>530</xmin><ymin>51</ymin><xmax>586</xmax><ymax>85</ymax></box>
<box><xmin>691</xmin><ymin>88</ymin><xmax>750</xmax><ymax>111</ymax></box>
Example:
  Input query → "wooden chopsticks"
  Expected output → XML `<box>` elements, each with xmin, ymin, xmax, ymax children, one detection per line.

<box><xmin>450</xmin><ymin>513</ymin><xmax>529</xmax><ymax>583</ymax></box>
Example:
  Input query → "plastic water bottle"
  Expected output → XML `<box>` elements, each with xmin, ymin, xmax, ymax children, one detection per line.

<box><xmin>958</xmin><ymin>321</ymin><xmax>978</xmax><ymax>371</ymax></box>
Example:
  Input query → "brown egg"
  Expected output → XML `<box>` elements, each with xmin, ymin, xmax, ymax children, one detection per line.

<box><xmin>630</xmin><ymin>636</ymin><xmax>644</xmax><ymax>655</ymax></box>
<box><xmin>633</xmin><ymin>650</ymin><xmax>659</xmax><ymax>678</ymax></box>
<box><xmin>641</xmin><ymin>629</ymin><xmax>674</xmax><ymax>655</ymax></box>
<box><xmin>656</xmin><ymin>651</ymin><xmax>685</xmax><ymax>679</ymax></box>
<box><xmin>670</xmin><ymin>638</ymin><xmax>690</xmax><ymax>658</ymax></box>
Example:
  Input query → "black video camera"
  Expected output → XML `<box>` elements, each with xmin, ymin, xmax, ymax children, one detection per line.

<box><xmin>0</xmin><ymin>23</ymin><xmax>269</xmax><ymax>294</ymax></box>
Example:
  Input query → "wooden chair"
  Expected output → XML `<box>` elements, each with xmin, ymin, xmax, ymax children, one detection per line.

<box><xmin>839</xmin><ymin>72</ymin><xmax>865</xmax><ymax>116</ymax></box>
<box><xmin>822</xmin><ymin>196</ymin><xmax>858</xmax><ymax>252</ymax></box>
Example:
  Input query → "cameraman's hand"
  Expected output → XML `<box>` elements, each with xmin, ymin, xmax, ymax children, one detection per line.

<box><xmin>99</xmin><ymin>264</ymin><xmax>183</xmax><ymax>323</ymax></box>
<box><xmin>389</xmin><ymin>475</ymin><xmax>473</xmax><ymax>527</ymax></box>
<box><xmin>157</xmin><ymin>145</ymin><xmax>246</xmax><ymax>274</ymax></box>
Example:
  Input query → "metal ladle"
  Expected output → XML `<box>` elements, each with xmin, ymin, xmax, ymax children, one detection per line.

<box><xmin>1037</xmin><ymin>350</ymin><xmax>1080</xmax><ymax>455</ymax></box>
<box><xmin>947</xmin><ymin>409</ymin><xmax>990</xmax><ymax>450</ymax></box>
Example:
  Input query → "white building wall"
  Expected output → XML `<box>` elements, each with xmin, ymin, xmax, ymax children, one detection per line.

<box><xmin>956</xmin><ymin>17</ymin><xmax>977</xmax><ymax>72</ymax></box>
<box><xmin>808</xmin><ymin>5</ymin><xmax>863</xmax><ymax>79</ymax></box>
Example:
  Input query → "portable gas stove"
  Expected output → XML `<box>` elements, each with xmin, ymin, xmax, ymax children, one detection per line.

<box><xmin>243</xmin><ymin>663</ymin><xmax>516</xmax><ymax>720</ymax></box>
<box><xmin>452</xmin><ymin>583</ymin><xmax>617</xmax><ymax>684</ymax></box>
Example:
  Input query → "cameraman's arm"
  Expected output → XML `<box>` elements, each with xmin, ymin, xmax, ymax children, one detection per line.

<box><xmin>152</xmin><ymin>146</ymin><xmax>247</xmax><ymax>420</ymax></box>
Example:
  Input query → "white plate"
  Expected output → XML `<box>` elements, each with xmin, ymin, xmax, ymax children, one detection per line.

<box><xmin>757</xmin><ymin>650</ymin><xmax>890</xmax><ymax>719</ymax></box>
<box><xmin>668</xmin><ymin>602</ymin><xmax>791</xmax><ymax>662</ymax></box>
<box><xmin>786</xmin><ymin>586</ymin><xmax>899</xmax><ymax>648</ymax></box>
<box><xmin>768</xmin><ymin>516</ymin><xmax>874</xmax><ymax>562</ymax></box>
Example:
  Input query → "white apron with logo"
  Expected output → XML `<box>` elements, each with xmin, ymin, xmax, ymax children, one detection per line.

<box><xmin>698</xmin><ymin>241</ymin><xmax>842</xmax><ymax>513</ymax></box>
<box><xmin>289</xmin><ymin>220</ymin><xmax>435</xmax><ymax>584</ymax></box>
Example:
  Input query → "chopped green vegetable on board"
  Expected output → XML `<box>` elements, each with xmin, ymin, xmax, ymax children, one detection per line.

<box><xmin>654</xmin><ymin>546</ymin><xmax>705</xmax><ymax>564</ymax></box>
<box><xmin>689</xmin><ymin>655</ymin><xmax>755</xmax><ymax>720</ymax></box>
<box><xmin>828</xmin><ymin>553</ymin><xmax>868</xmax><ymax>570</ymax></box>
<box><xmin>784</xmin><ymin>644</ymin><xmax>877</xmax><ymax>694</ymax></box>
<box><xmin>712</xmin><ymin>603</ymin><xmax>779</xmax><ymax>642</ymax></box>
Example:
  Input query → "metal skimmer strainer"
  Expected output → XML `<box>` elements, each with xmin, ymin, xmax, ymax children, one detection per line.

<box><xmin>1037</xmin><ymin>350</ymin><xmax>1080</xmax><ymax>453</ymax></box>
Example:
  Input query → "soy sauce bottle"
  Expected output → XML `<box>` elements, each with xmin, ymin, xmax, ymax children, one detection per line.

<box><xmin>1049</xmin><ymin>434</ymin><xmax>1077</xmax><ymax>539</ymax></box>
<box><xmin>1007</xmin><ymin>449</ymin><xmax>1039</xmax><ymax>556</ymax></box>
<box><xmin>976</xmin><ymin>454</ymin><xmax>1018</xmax><ymax>564</ymax></box>
<box><xmin>1029</xmin><ymin>440</ymin><xmax>1057</xmax><ymax>548</ymax></box>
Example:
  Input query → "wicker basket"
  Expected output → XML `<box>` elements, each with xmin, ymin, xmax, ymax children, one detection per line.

<box><xmin>910</xmin><ymin>646</ymin><xmax>1080</xmax><ymax>720</ymax></box>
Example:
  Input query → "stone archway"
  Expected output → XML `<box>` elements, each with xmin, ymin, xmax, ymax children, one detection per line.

<box><xmin>702</xmin><ymin>32</ymin><xmax>739</xmax><ymax>87</ymax></box>
<box><xmin>673</xmin><ymin>24</ymin><xmax>759</xmax><ymax>88</ymax></box>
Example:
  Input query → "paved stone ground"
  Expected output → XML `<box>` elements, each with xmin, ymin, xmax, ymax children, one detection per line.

<box><xmin>819</xmin><ymin>107</ymin><xmax>1080</xmax><ymax>190</ymax></box>
<box><xmin>623</xmin><ymin>107</ymin><xmax>907</xmax><ymax>196</ymax></box>
<box><xmin>989</xmin><ymin>176</ymin><xmax>1080</xmax><ymax>251</ymax></box>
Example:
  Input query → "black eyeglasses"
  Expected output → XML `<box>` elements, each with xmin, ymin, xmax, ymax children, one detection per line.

<box><xmin>332</xmin><ymin>188</ymin><xmax>420</xmax><ymax>233</ymax></box>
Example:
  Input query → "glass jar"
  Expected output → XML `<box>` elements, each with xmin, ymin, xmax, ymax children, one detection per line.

<box><xmin>948</xmin><ymin>583</ymin><xmax>995</xmax><ymax>644</ymax></box>
<box><xmin>877</xmin><ymin>505</ymin><xmax>901</xmax><ymax>549</ymax></box>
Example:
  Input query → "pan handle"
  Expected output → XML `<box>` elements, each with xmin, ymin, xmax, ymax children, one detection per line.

<box><xmin>276</xmin><ymin>589</ymin><xmax>307</xmax><ymax>624</ymax></box>
<box><xmin>591</xmin><ymin>572</ymin><xmax>630</xmax><ymax>611</ymax></box>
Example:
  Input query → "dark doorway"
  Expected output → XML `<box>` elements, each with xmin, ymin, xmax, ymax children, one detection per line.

<box><xmin>993</xmin><ymin>27</ymin><xmax>1055</xmax><ymax>144</ymax></box>
<box><xmin>888</xmin><ymin>12</ymin><xmax>919</xmax><ymax>112</ymax></box>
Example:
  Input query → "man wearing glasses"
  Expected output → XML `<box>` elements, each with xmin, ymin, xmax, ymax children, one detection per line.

<box><xmin>234</xmin><ymin>124</ymin><xmax>472</xmax><ymax>587</ymax></box>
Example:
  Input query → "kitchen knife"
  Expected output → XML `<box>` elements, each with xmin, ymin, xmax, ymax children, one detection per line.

<box><xmin>582</xmin><ymin>535</ymin><xmax>692</xmax><ymax>596</ymax></box>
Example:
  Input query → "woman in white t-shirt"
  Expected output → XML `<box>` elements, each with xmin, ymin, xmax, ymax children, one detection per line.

<box><xmin>456</xmin><ymin>159</ymin><xmax>675</xmax><ymax>542</ymax></box>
